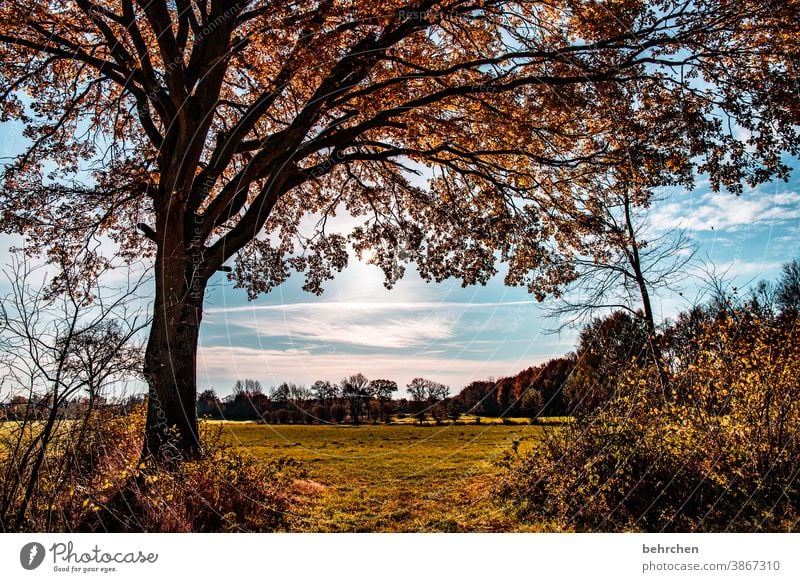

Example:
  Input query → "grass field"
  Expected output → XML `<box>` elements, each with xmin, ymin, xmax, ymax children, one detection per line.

<box><xmin>215</xmin><ymin>421</ymin><xmax>546</xmax><ymax>532</ymax></box>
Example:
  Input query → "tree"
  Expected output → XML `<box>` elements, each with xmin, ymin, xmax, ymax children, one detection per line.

<box><xmin>747</xmin><ymin>279</ymin><xmax>779</xmax><ymax>320</ymax></box>
<box><xmin>446</xmin><ymin>398</ymin><xmax>463</xmax><ymax>423</ymax></box>
<box><xmin>311</xmin><ymin>380</ymin><xmax>339</xmax><ymax>408</ymax></box>
<box><xmin>406</xmin><ymin>377</ymin><xmax>447</xmax><ymax>424</ymax></box>
<box><xmin>233</xmin><ymin>379</ymin><xmax>263</xmax><ymax>396</ymax></box>
<box><xmin>369</xmin><ymin>379</ymin><xmax>398</xmax><ymax>422</ymax></box>
<box><xmin>270</xmin><ymin>383</ymin><xmax>291</xmax><ymax>408</ymax></box>
<box><xmin>546</xmin><ymin>186</ymin><xmax>694</xmax><ymax>337</ymax></box>
<box><xmin>519</xmin><ymin>389</ymin><xmax>544</xmax><ymax>420</ymax></box>
<box><xmin>341</xmin><ymin>373</ymin><xmax>370</xmax><ymax>425</ymax></box>
<box><xmin>330</xmin><ymin>403</ymin><xmax>347</xmax><ymax>425</ymax></box>
<box><xmin>227</xmin><ymin>378</ymin><xmax>269</xmax><ymax>419</ymax></box>
<box><xmin>776</xmin><ymin>259</ymin><xmax>800</xmax><ymax>313</ymax></box>
<box><xmin>1</xmin><ymin>1</ymin><xmax>797</xmax><ymax>458</ymax></box>
<box><xmin>197</xmin><ymin>389</ymin><xmax>221</xmax><ymax>418</ymax></box>
<box><xmin>545</xmin><ymin>182</ymin><xmax>695</xmax><ymax>391</ymax></box>
<box><xmin>407</xmin><ymin>377</ymin><xmax>429</xmax><ymax>425</ymax></box>
<box><xmin>0</xmin><ymin>253</ymin><xmax>145</xmax><ymax>530</ymax></box>
<box><xmin>563</xmin><ymin>311</ymin><xmax>650</xmax><ymax>415</ymax></box>
<box><xmin>454</xmin><ymin>380</ymin><xmax>498</xmax><ymax>417</ymax></box>
<box><xmin>287</xmin><ymin>383</ymin><xmax>311</xmax><ymax>422</ymax></box>
<box><xmin>426</xmin><ymin>381</ymin><xmax>450</xmax><ymax>424</ymax></box>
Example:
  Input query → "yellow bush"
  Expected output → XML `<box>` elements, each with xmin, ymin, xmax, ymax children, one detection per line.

<box><xmin>499</xmin><ymin>312</ymin><xmax>800</xmax><ymax>532</ymax></box>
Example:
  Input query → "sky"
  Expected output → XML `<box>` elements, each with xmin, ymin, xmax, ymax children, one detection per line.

<box><xmin>2</xmin><ymin>123</ymin><xmax>799</xmax><ymax>398</ymax></box>
<box><xmin>0</xmin><ymin>153</ymin><xmax>798</xmax><ymax>397</ymax></box>
<box><xmin>1</xmin><ymin>166</ymin><xmax>798</xmax><ymax>397</ymax></box>
<box><xmin>192</xmin><ymin>170</ymin><xmax>800</xmax><ymax>395</ymax></box>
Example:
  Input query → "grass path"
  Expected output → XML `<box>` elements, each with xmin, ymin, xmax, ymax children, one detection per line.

<box><xmin>217</xmin><ymin>422</ymin><xmax>543</xmax><ymax>532</ymax></box>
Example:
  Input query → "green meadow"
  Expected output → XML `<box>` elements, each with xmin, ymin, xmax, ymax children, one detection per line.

<box><xmin>215</xmin><ymin>420</ymin><xmax>546</xmax><ymax>532</ymax></box>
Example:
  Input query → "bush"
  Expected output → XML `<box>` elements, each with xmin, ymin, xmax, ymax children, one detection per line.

<box><xmin>499</xmin><ymin>313</ymin><xmax>800</xmax><ymax>532</ymax></box>
<box><xmin>330</xmin><ymin>404</ymin><xmax>347</xmax><ymax>424</ymax></box>
<box><xmin>1</xmin><ymin>404</ymin><xmax>306</xmax><ymax>532</ymax></box>
<box><xmin>0</xmin><ymin>404</ymin><xmax>145</xmax><ymax>532</ymax></box>
<box><xmin>112</xmin><ymin>427</ymin><xmax>304</xmax><ymax>532</ymax></box>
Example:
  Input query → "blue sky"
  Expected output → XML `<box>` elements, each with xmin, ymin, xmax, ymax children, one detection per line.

<box><xmin>0</xmin><ymin>167</ymin><xmax>797</xmax><ymax>397</ymax></box>
<box><xmin>194</xmin><ymin>169</ymin><xmax>800</xmax><ymax>395</ymax></box>
<box><xmin>2</xmin><ymin>116</ymin><xmax>799</xmax><ymax>395</ymax></box>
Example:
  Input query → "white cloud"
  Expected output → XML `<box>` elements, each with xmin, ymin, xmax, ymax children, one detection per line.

<box><xmin>205</xmin><ymin>299</ymin><xmax>538</xmax><ymax>349</ymax></box>
<box><xmin>234</xmin><ymin>313</ymin><xmax>456</xmax><ymax>349</ymax></box>
<box><xmin>722</xmin><ymin>258</ymin><xmax>783</xmax><ymax>277</ymax></box>
<box><xmin>652</xmin><ymin>190</ymin><xmax>800</xmax><ymax>232</ymax></box>
<box><xmin>205</xmin><ymin>299</ymin><xmax>535</xmax><ymax>315</ymax></box>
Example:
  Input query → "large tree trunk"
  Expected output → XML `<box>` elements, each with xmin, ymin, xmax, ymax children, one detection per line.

<box><xmin>142</xmin><ymin>227</ymin><xmax>205</xmax><ymax>461</ymax></box>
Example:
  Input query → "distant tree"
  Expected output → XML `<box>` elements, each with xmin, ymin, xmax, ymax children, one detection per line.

<box><xmin>311</xmin><ymin>404</ymin><xmax>330</xmax><ymax>424</ymax></box>
<box><xmin>395</xmin><ymin>398</ymin><xmax>411</xmax><ymax>416</ymax></box>
<box><xmin>455</xmin><ymin>380</ymin><xmax>498</xmax><ymax>417</ymax></box>
<box><xmin>197</xmin><ymin>389</ymin><xmax>221</xmax><ymax>419</ymax></box>
<box><xmin>406</xmin><ymin>378</ymin><xmax>448</xmax><ymax>424</ymax></box>
<box><xmin>379</xmin><ymin>400</ymin><xmax>396</xmax><ymax>424</ymax></box>
<box><xmin>330</xmin><ymin>404</ymin><xmax>347</xmax><ymax>425</ymax></box>
<box><xmin>341</xmin><ymin>373</ymin><xmax>370</xmax><ymax>425</ymax></box>
<box><xmin>227</xmin><ymin>380</ymin><xmax>269</xmax><ymax>419</ymax></box>
<box><xmin>234</xmin><ymin>379</ymin><xmax>263</xmax><ymax>396</ymax></box>
<box><xmin>563</xmin><ymin>311</ymin><xmax>650</xmax><ymax>415</ymax></box>
<box><xmin>369</xmin><ymin>379</ymin><xmax>398</xmax><ymax>422</ymax></box>
<box><xmin>407</xmin><ymin>378</ymin><xmax>430</xmax><ymax>425</ymax></box>
<box><xmin>427</xmin><ymin>382</ymin><xmax>450</xmax><ymax>424</ymax></box>
<box><xmin>446</xmin><ymin>399</ymin><xmax>464</xmax><ymax>423</ymax></box>
<box><xmin>287</xmin><ymin>384</ymin><xmax>311</xmax><ymax>421</ymax></box>
<box><xmin>519</xmin><ymin>389</ymin><xmax>545</xmax><ymax>420</ymax></box>
<box><xmin>311</xmin><ymin>380</ymin><xmax>339</xmax><ymax>408</ymax></box>
<box><xmin>270</xmin><ymin>383</ymin><xmax>291</xmax><ymax>409</ymax></box>
<box><xmin>776</xmin><ymin>259</ymin><xmax>800</xmax><ymax>313</ymax></box>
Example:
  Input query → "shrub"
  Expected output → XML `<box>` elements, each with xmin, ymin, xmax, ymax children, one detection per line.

<box><xmin>112</xmin><ymin>428</ymin><xmax>304</xmax><ymax>532</ymax></box>
<box><xmin>330</xmin><ymin>404</ymin><xmax>347</xmax><ymax>424</ymax></box>
<box><xmin>1</xmin><ymin>404</ymin><xmax>306</xmax><ymax>532</ymax></box>
<box><xmin>499</xmin><ymin>313</ymin><xmax>800</xmax><ymax>532</ymax></box>
<box><xmin>0</xmin><ymin>404</ymin><xmax>145</xmax><ymax>532</ymax></box>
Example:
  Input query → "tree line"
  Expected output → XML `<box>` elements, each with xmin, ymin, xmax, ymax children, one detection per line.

<box><xmin>198</xmin><ymin>374</ymin><xmax>453</xmax><ymax>425</ymax></box>
<box><xmin>197</xmin><ymin>357</ymin><xmax>579</xmax><ymax>424</ymax></box>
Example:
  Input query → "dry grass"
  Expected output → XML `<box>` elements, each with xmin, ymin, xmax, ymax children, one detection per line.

<box><xmin>218</xmin><ymin>421</ymin><xmax>546</xmax><ymax>532</ymax></box>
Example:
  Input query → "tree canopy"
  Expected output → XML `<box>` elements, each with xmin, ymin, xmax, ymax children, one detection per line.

<box><xmin>2</xmin><ymin>0</ymin><xmax>797</xmax><ymax>292</ymax></box>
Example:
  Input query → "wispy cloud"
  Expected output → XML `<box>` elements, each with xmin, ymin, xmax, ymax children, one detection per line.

<box><xmin>205</xmin><ymin>300</ymin><xmax>536</xmax><ymax>314</ymax></box>
<box><xmin>233</xmin><ymin>313</ymin><xmax>456</xmax><ymax>349</ymax></box>
<box><xmin>204</xmin><ymin>299</ymin><xmax>539</xmax><ymax>349</ymax></box>
<box><xmin>652</xmin><ymin>190</ymin><xmax>800</xmax><ymax>232</ymax></box>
